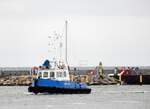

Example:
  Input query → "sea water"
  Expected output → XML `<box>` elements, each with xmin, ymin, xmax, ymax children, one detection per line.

<box><xmin>0</xmin><ymin>85</ymin><xmax>150</xmax><ymax>109</ymax></box>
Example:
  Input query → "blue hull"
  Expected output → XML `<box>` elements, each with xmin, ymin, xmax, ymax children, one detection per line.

<box><xmin>28</xmin><ymin>79</ymin><xmax>91</xmax><ymax>94</ymax></box>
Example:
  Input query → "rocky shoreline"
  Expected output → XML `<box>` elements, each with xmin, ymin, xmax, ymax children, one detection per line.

<box><xmin>0</xmin><ymin>74</ymin><xmax>119</xmax><ymax>86</ymax></box>
<box><xmin>0</xmin><ymin>75</ymin><xmax>32</xmax><ymax>86</ymax></box>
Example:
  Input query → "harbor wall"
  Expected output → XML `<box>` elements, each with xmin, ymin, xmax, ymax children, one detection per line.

<box><xmin>0</xmin><ymin>67</ymin><xmax>31</xmax><ymax>77</ymax></box>
<box><xmin>0</xmin><ymin>67</ymin><xmax>150</xmax><ymax>76</ymax></box>
<box><xmin>0</xmin><ymin>67</ymin><xmax>150</xmax><ymax>86</ymax></box>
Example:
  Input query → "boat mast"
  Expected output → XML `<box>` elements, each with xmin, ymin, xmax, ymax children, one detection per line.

<box><xmin>65</xmin><ymin>20</ymin><xmax>68</xmax><ymax>64</ymax></box>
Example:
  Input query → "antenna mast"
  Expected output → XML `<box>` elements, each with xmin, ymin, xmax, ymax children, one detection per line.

<box><xmin>65</xmin><ymin>20</ymin><xmax>68</xmax><ymax>64</ymax></box>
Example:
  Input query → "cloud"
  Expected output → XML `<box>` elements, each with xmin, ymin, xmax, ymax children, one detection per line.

<box><xmin>0</xmin><ymin>0</ymin><xmax>150</xmax><ymax>18</ymax></box>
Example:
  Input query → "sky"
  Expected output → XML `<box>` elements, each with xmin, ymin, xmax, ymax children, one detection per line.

<box><xmin>0</xmin><ymin>0</ymin><xmax>150</xmax><ymax>67</ymax></box>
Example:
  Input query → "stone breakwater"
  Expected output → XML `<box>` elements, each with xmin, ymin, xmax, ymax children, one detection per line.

<box><xmin>0</xmin><ymin>75</ymin><xmax>32</xmax><ymax>86</ymax></box>
<box><xmin>0</xmin><ymin>74</ymin><xmax>119</xmax><ymax>86</ymax></box>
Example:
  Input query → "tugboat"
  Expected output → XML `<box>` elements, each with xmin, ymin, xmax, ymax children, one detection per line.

<box><xmin>28</xmin><ymin>21</ymin><xmax>91</xmax><ymax>94</ymax></box>
<box><xmin>28</xmin><ymin>60</ymin><xmax>91</xmax><ymax>94</ymax></box>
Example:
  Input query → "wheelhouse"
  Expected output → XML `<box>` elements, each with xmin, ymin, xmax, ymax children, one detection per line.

<box><xmin>37</xmin><ymin>69</ymin><xmax>70</xmax><ymax>81</ymax></box>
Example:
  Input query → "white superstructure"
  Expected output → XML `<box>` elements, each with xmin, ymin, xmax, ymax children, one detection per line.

<box><xmin>37</xmin><ymin>60</ymin><xmax>70</xmax><ymax>81</ymax></box>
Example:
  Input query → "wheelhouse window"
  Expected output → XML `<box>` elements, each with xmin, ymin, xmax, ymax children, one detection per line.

<box><xmin>57</xmin><ymin>72</ymin><xmax>62</xmax><ymax>77</ymax></box>
<box><xmin>38</xmin><ymin>72</ymin><xmax>42</xmax><ymax>78</ymax></box>
<box><xmin>56</xmin><ymin>71</ymin><xmax>67</xmax><ymax>78</ymax></box>
<box><xmin>63</xmin><ymin>71</ymin><xmax>66</xmax><ymax>77</ymax></box>
<box><xmin>50</xmin><ymin>72</ymin><xmax>55</xmax><ymax>78</ymax></box>
<box><xmin>43</xmin><ymin>72</ymin><xmax>48</xmax><ymax>78</ymax></box>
